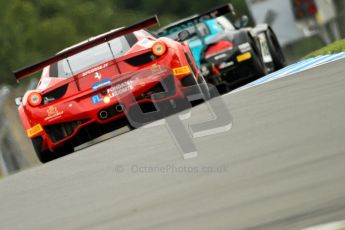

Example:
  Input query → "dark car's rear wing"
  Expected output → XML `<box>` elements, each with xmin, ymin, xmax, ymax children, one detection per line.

<box><xmin>14</xmin><ymin>16</ymin><xmax>159</xmax><ymax>82</ymax></box>
<box><xmin>157</xmin><ymin>4</ymin><xmax>235</xmax><ymax>35</ymax></box>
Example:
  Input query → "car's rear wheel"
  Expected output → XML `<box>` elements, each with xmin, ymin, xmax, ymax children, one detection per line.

<box><xmin>249</xmin><ymin>36</ymin><xmax>268</xmax><ymax>78</ymax></box>
<box><xmin>32</xmin><ymin>137</ymin><xmax>74</xmax><ymax>163</ymax></box>
<box><xmin>266</xmin><ymin>29</ymin><xmax>286</xmax><ymax>70</ymax></box>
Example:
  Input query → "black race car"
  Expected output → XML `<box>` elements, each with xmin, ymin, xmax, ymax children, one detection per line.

<box><xmin>157</xmin><ymin>4</ymin><xmax>286</xmax><ymax>92</ymax></box>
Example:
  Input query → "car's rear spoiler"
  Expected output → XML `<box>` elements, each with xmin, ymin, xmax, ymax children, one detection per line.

<box><xmin>14</xmin><ymin>15</ymin><xmax>159</xmax><ymax>82</ymax></box>
<box><xmin>157</xmin><ymin>4</ymin><xmax>235</xmax><ymax>35</ymax></box>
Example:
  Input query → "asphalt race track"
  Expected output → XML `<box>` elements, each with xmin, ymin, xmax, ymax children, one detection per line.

<box><xmin>1</xmin><ymin>58</ymin><xmax>345</xmax><ymax>230</ymax></box>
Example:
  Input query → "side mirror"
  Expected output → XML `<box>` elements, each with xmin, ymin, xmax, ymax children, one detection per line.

<box><xmin>15</xmin><ymin>97</ymin><xmax>22</xmax><ymax>106</ymax></box>
<box><xmin>235</xmin><ymin>15</ymin><xmax>249</xmax><ymax>28</ymax></box>
<box><xmin>177</xmin><ymin>30</ymin><xmax>191</xmax><ymax>42</ymax></box>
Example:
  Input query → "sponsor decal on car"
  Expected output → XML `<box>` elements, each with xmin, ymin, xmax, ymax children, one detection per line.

<box><xmin>219</xmin><ymin>61</ymin><xmax>234</xmax><ymax>69</ymax></box>
<box><xmin>94</xmin><ymin>72</ymin><xmax>102</xmax><ymax>80</ymax></box>
<box><xmin>107</xmin><ymin>80</ymin><xmax>134</xmax><ymax>98</ymax></box>
<box><xmin>236</xmin><ymin>52</ymin><xmax>252</xmax><ymax>62</ymax></box>
<box><xmin>238</xmin><ymin>42</ymin><xmax>251</xmax><ymax>53</ymax></box>
<box><xmin>92</xmin><ymin>78</ymin><xmax>112</xmax><ymax>91</ymax></box>
<box><xmin>26</xmin><ymin>124</ymin><xmax>44</xmax><ymax>138</ymax></box>
<box><xmin>45</xmin><ymin>106</ymin><xmax>64</xmax><ymax>121</ymax></box>
<box><xmin>214</xmin><ymin>53</ymin><xmax>228</xmax><ymax>60</ymax></box>
<box><xmin>173</xmin><ymin>66</ymin><xmax>191</xmax><ymax>76</ymax></box>
<box><xmin>82</xmin><ymin>63</ymin><xmax>109</xmax><ymax>77</ymax></box>
<box><xmin>91</xmin><ymin>95</ymin><xmax>103</xmax><ymax>104</ymax></box>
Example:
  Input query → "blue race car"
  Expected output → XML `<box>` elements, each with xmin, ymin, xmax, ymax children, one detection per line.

<box><xmin>157</xmin><ymin>4</ymin><xmax>285</xmax><ymax>92</ymax></box>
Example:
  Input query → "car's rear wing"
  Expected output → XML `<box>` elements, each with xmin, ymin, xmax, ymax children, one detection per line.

<box><xmin>14</xmin><ymin>15</ymin><xmax>159</xmax><ymax>82</ymax></box>
<box><xmin>157</xmin><ymin>4</ymin><xmax>235</xmax><ymax>35</ymax></box>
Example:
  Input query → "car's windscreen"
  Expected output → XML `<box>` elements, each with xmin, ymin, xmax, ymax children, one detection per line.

<box><xmin>49</xmin><ymin>33</ymin><xmax>138</xmax><ymax>78</ymax></box>
<box><xmin>160</xmin><ymin>22</ymin><xmax>210</xmax><ymax>41</ymax></box>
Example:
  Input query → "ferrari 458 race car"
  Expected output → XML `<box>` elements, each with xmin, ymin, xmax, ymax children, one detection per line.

<box><xmin>14</xmin><ymin>16</ymin><xmax>210</xmax><ymax>163</ymax></box>
<box><xmin>157</xmin><ymin>4</ymin><xmax>286</xmax><ymax>92</ymax></box>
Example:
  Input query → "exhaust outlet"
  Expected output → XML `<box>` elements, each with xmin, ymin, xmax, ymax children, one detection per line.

<box><xmin>115</xmin><ymin>104</ymin><xmax>125</xmax><ymax>113</ymax></box>
<box><xmin>99</xmin><ymin>110</ymin><xmax>109</xmax><ymax>120</ymax></box>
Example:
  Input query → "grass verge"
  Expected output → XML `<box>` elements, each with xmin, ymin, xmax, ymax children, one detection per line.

<box><xmin>304</xmin><ymin>39</ymin><xmax>345</xmax><ymax>59</ymax></box>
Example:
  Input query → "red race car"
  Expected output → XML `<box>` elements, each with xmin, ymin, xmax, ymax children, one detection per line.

<box><xmin>14</xmin><ymin>16</ymin><xmax>208</xmax><ymax>163</ymax></box>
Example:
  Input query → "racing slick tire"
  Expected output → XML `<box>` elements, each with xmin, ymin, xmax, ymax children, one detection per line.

<box><xmin>266</xmin><ymin>29</ymin><xmax>286</xmax><ymax>70</ymax></box>
<box><xmin>250</xmin><ymin>38</ymin><xmax>268</xmax><ymax>78</ymax></box>
<box><xmin>32</xmin><ymin>137</ymin><xmax>74</xmax><ymax>163</ymax></box>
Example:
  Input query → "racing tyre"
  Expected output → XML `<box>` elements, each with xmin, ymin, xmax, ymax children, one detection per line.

<box><xmin>266</xmin><ymin>29</ymin><xmax>286</xmax><ymax>70</ymax></box>
<box><xmin>249</xmin><ymin>37</ymin><xmax>268</xmax><ymax>78</ymax></box>
<box><xmin>32</xmin><ymin>137</ymin><xmax>74</xmax><ymax>163</ymax></box>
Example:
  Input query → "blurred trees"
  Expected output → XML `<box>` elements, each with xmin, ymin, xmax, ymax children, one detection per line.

<box><xmin>0</xmin><ymin>0</ymin><xmax>248</xmax><ymax>85</ymax></box>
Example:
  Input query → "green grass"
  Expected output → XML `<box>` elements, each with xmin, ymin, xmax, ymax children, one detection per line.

<box><xmin>304</xmin><ymin>39</ymin><xmax>345</xmax><ymax>59</ymax></box>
